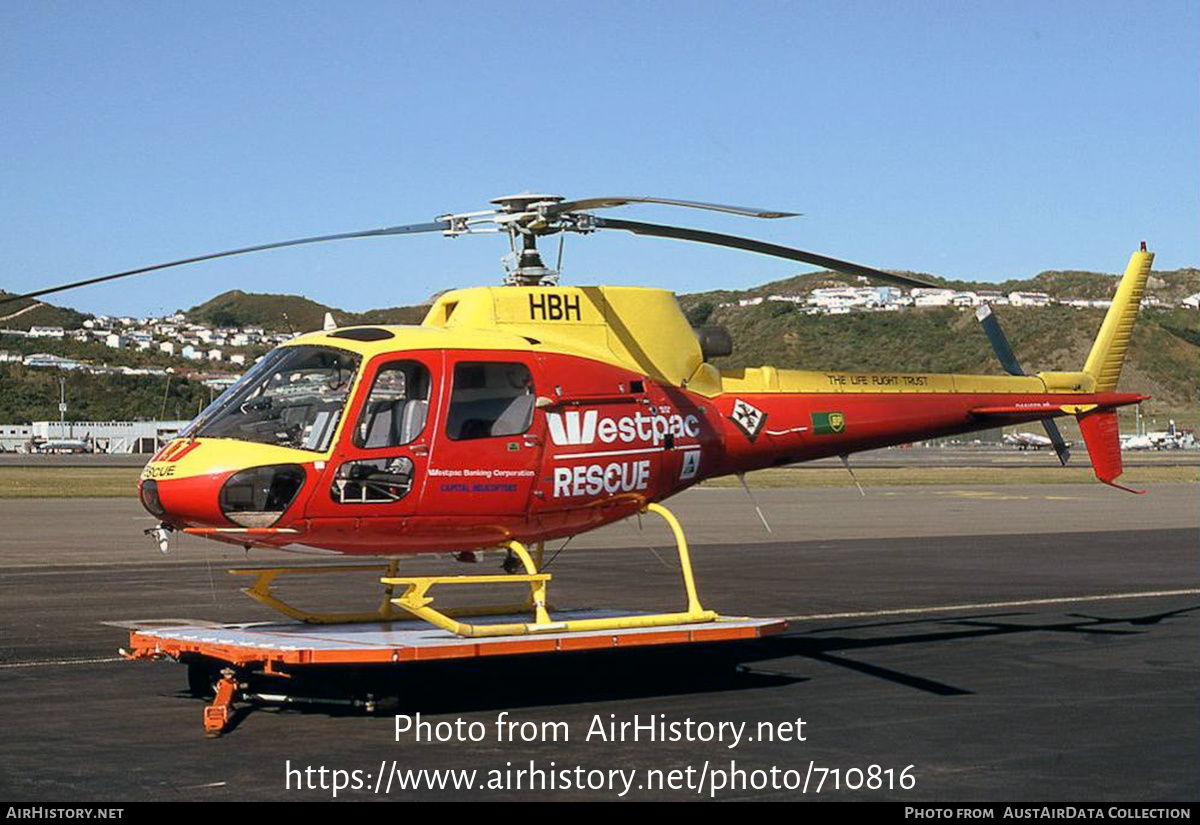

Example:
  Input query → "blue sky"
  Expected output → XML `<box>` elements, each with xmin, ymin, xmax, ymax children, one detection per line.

<box><xmin>2</xmin><ymin>1</ymin><xmax>1197</xmax><ymax>317</ymax></box>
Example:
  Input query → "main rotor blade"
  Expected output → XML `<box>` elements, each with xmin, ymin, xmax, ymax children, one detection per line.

<box><xmin>0</xmin><ymin>220</ymin><xmax>451</xmax><ymax>307</ymax></box>
<box><xmin>592</xmin><ymin>216</ymin><xmax>940</xmax><ymax>289</ymax></box>
<box><xmin>547</xmin><ymin>197</ymin><xmax>798</xmax><ymax>220</ymax></box>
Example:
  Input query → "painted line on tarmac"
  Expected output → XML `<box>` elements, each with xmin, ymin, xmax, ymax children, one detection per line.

<box><xmin>0</xmin><ymin>656</ymin><xmax>125</xmax><ymax>669</ymax></box>
<box><xmin>785</xmin><ymin>588</ymin><xmax>1200</xmax><ymax>622</ymax></box>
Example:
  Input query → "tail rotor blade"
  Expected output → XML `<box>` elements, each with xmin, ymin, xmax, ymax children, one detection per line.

<box><xmin>975</xmin><ymin>304</ymin><xmax>1024</xmax><ymax>376</ymax></box>
<box><xmin>1041</xmin><ymin>418</ymin><xmax>1072</xmax><ymax>467</ymax></box>
<box><xmin>976</xmin><ymin>305</ymin><xmax>1071</xmax><ymax>465</ymax></box>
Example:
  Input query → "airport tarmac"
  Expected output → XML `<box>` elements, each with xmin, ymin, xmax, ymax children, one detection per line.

<box><xmin>0</xmin><ymin>484</ymin><xmax>1195</xmax><ymax>801</ymax></box>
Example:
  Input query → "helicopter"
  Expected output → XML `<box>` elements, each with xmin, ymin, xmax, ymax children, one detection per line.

<box><xmin>1</xmin><ymin>194</ymin><xmax>1154</xmax><ymax>639</ymax></box>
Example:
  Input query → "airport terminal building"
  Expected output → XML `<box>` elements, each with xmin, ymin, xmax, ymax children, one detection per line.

<box><xmin>0</xmin><ymin>420</ymin><xmax>192</xmax><ymax>453</ymax></box>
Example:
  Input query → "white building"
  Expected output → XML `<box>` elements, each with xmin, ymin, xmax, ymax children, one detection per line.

<box><xmin>28</xmin><ymin>326</ymin><xmax>65</xmax><ymax>339</ymax></box>
<box><xmin>0</xmin><ymin>424</ymin><xmax>32</xmax><ymax>452</ymax></box>
<box><xmin>31</xmin><ymin>420</ymin><xmax>193</xmax><ymax>454</ymax></box>
<box><xmin>23</xmin><ymin>353</ymin><xmax>81</xmax><ymax>370</ymax></box>
<box><xmin>912</xmin><ymin>288</ymin><xmax>956</xmax><ymax>307</ymax></box>
<box><xmin>1008</xmin><ymin>291</ymin><xmax>1051</xmax><ymax>307</ymax></box>
<box><xmin>806</xmin><ymin>286</ymin><xmax>899</xmax><ymax>312</ymax></box>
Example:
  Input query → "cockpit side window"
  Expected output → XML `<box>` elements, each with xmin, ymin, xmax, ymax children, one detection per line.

<box><xmin>446</xmin><ymin>362</ymin><xmax>534</xmax><ymax>440</ymax></box>
<box><xmin>353</xmin><ymin>360</ymin><xmax>431</xmax><ymax>448</ymax></box>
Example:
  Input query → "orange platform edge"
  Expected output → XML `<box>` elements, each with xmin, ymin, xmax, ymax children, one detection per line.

<box><xmin>125</xmin><ymin>618</ymin><xmax>788</xmax><ymax>668</ymax></box>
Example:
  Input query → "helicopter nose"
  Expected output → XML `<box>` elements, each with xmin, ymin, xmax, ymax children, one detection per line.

<box><xmin>138</xmin><ymin>472</ymin><xmax>230</xmax><ymax>527</ymax></box>
<box><xmin>139</xmin><ymin>464</ymin><xmax>309</xmax><ymax>529</ymax></box>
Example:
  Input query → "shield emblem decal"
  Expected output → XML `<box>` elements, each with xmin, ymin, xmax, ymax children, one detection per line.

<box><xmin>811</xmin><ymin>411</ymin><xmax>846</xmax><ymax>435</ymax></box>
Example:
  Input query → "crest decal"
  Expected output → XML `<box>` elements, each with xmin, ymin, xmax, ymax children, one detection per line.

<box><xmin>730</xmin><ymin>399</ymin><xmax>767</xmax><ymax>441</ymax></box>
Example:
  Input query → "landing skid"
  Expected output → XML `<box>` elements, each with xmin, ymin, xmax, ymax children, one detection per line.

<box><xmin>229</xmin><ymin>502</ymin><xmax>719</xmax><ymax>638</ymax></box>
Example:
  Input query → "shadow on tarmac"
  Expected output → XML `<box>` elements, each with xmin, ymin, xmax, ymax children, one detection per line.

<box><xmin>184</xmin><ymin>604</ymin><xmax>1198</xmax><ymax>733</ymax></box>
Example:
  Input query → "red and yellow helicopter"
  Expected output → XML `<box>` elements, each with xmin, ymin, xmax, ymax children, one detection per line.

<box><xmin>4</xmin><ymin>194</ymin><xmax>1153</xmax><ymax>638</ymax></box>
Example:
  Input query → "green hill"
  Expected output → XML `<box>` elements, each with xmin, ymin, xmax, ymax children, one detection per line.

<box><xmin>0</xmin><ymin>364</ymin><xmax>211</xmax><ymax>423</ymax></box>
<box><xmin>186</xmin><ymin>290</ymin><xmax>337</xmax><ymax>332</ymax></box>
<box><xmin>991</xmin><ymin>268</ymin><xmax>1199</xmax><ymax>303</ymax></box>
<box><xmin>0</xmin><ymin>291</ymin><xmax>88</xmax><ymax>331</ymax></box>
<box><xmin>693</xmin><ymin>302</ymin><xmax>1198</xmax><ymax>427</ymax></box>
<box><xmin>2</xmin><ymin>266</ymin><xmax>1196</xmax><ymax>429</ymax></box>
<box><xmin>680</xmin><ymin>266</ymin><xmax>1198</xmax><ymax>308</ymax></box>
<box><xmin>186</xmin><ymin>290</ymin><xmax>429</xmax><ymax>331</ymax></box>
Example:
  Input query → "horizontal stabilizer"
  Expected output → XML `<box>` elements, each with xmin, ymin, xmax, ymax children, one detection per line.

<box><xmin>1077</xmin><ymin>409</ymin><xmax>1143</xmax><ymax>494</ymax></box>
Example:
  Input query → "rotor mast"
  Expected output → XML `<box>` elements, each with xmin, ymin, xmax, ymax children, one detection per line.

<box><xmin>489</xmin><ymin>193</ymin><xmax>566</xmax><ymax>287</ymax></box>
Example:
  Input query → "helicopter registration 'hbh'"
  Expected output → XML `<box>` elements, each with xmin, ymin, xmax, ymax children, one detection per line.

<box><xmin>5</xmin><ymin>194</ymin><xmax>1154</xmax><ymax>638</ymax></box>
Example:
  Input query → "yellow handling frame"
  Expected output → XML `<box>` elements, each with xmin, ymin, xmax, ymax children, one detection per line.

<box><xmin>230</xmin><ymin>556</ymin><xmax>546</xmax><ymax>626</ymax></box>
<box><xmin>230</xmin><ymin>561</ymin><xmax>406</xmax><ymax>624</ymax></box>
<box><xmin>382</xmin><ymin>502</ymin><xmax>718</xmax><ymax>638</ymax></box>
<box><xmin>228</xmin><ymin>502</ymin><xmax>717</xmax><ymax>637</ymax></box>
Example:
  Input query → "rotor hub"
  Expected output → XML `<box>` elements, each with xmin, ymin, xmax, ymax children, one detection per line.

<box><xmin>490</xmin><ymin>193</ymin><xmax>565</xmax><ymax>214</ymax></box>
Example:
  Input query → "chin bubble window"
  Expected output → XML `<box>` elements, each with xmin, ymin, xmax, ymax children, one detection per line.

<box><xmin>446</xmin><ymin>362</ymin><xmax>534</xmax><ymax>440</ymax></box>
<box><xmin>219</xmin><ymin>464</ymin><xmax>307</xmax><ymax>527</ymax></box>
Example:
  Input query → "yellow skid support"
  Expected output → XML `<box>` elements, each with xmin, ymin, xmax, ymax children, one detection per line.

<box><xmin>381</xmin><ymin>503</ymin><xmax>718</xmax><ymax>638</ymax></box>
<box><xmin>230</xmin><ymin>561</ymin><xmax>404</xmax><ymax>624</ymax></box>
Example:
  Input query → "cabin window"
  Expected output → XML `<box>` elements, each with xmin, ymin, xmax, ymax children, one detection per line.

<box><xmin>446</xmin><ymin>362</ymin><xmax>534</xmax><ymax>440</ymax></box>
<box><xmin>329</xmin><ymin>456</ymin><xmax>416</xmax><ymax>504</ymax></box>
<box><xmin>353</xmin><ymin>360</ymin><xmax>431</xmax><ymax>448</ymax></box>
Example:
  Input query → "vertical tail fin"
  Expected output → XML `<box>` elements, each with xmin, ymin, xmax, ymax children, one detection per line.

<box><xmin>1082</xmin><ymin>247</ymin><xmax>1154</xmax><ymax>391</ymax></box>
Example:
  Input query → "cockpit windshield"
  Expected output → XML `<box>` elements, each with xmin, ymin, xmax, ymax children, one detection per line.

<box><xmin>186</xmin><ymin>345</ymin><xmax>361</xmax><ymax>452</ymax></box>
